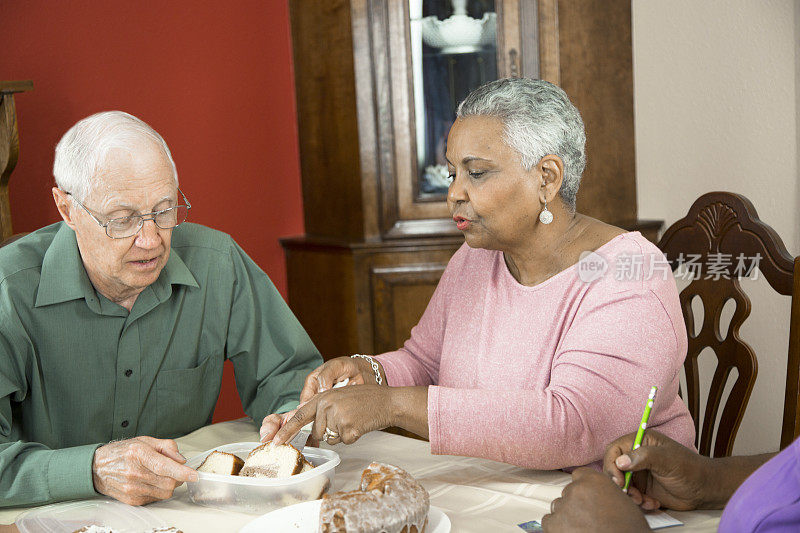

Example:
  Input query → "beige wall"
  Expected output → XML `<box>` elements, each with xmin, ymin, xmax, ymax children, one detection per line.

<box><xmin>632</xmin><ymin>0</ymin><xmax>799</xmax><ymax>455</ymax></box>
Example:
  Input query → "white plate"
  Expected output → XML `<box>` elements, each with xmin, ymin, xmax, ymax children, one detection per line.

<box><xmin>240</xmin><ymin>499</ymin><xmax>451</xmax><ymax>533</ymax></box>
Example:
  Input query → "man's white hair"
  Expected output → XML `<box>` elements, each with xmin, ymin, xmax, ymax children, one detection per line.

<box><xmin>53</xmin><ymin>111</ymin><xmax>178</xmax><ymax>202</ymax></box>
<box><xmin>457</xmin><ymin>77</ymin><xmax>586</xmax><ymax>211</ymax></box>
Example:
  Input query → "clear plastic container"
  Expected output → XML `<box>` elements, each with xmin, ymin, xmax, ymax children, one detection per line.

<box><xmin>15</xmin><ymin>499</ymin><xmax>167</xmax><ymax>532</ymax></box>
<box><xmin>184</xmin><ymin>442</ymin><xmax>339</xmax><ymax>515</ymax></box>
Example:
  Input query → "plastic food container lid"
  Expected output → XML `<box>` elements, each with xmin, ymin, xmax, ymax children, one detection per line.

<box><xmin>15</xmin><ymin>499</ymin><xmax>168</xmax><ymax>533</ymax></box>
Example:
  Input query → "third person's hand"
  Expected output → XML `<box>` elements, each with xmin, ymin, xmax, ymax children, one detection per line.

<box><xmin>541</xmin><ymin>468</ymin><xmax>650</xmax><ymax>533</ymax></box>
<box><xmin>603</xmin><ymin>430</ymin><xmax>711</xmax><ymax>511</ymax></box>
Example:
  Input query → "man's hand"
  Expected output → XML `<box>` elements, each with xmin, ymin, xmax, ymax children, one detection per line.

<box><xmin>603</xmin><ymin>430</ymin><xmax>711</xmax><ymax>511</ymax></box>
<box><xmin>541</xmin><ymin>468</ymin><xmax>650</xmax><ymax>533</ymax></box>
<box><xmin>92</xmin><ymin>436</ymin><xmax>198</xmax><ymax>506</ymax></box>
<box><xmin>298</xmin><ymin>356</ymin><xmax>383</xmax><ymax>404</ymax></box>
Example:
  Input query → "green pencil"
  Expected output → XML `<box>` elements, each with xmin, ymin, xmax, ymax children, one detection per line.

<box><xmin>623</xmin><ymin>386</ymin><xmax>658</xmax><ymax>492</ymax></box>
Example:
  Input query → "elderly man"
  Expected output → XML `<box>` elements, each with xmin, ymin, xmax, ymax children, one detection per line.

<box><xmin>0</xmin><ymin>111</ymin><xmax>322</xmax><ymax>507</ymax></box>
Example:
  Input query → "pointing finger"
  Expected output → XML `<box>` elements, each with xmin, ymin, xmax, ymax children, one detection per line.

<box><xmin>274</xmin><ymin>396</ymin><xmax>319</xmax><ymax>445</ymax></box>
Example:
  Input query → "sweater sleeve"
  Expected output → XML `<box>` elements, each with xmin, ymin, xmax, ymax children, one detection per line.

<box><xmin>427</xmin><ymin>287</ymin><xmax>691</xmax><ymax>470</ymax></box>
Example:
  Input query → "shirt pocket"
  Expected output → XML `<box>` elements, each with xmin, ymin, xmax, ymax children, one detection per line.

<box><xmin>155</xmin><ymin>354</ymin><xmax>223</xmax><ymax>438</ymax></box>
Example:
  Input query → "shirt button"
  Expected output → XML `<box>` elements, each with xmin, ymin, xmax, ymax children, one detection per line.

<box><xmin>121</xmin><ymin>420</ymin><xmax>129</xmax><ymax>428</ymax></box>
<box><xmin>124</xmin><ymin>369</ymin><xmax>133</xmax><ymax>377</ymax></box>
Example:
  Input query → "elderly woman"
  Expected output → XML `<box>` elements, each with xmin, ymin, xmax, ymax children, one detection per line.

<box><xmin>262</xmin><ymin>77</ymin><xmax>695</xmax><ymax>470</ymax></box>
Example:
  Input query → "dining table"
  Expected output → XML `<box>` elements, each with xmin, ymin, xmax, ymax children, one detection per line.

<box><xmin>0</xmin><ymin>418</ymin><xmax>723</xmax><ymax>532</ymax></box>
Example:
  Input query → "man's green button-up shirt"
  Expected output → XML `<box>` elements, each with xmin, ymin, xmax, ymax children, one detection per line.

<box><xmin>0</xmin><ymin>222</ymin><xmax>323</xmax><ymax>507</ymax></box>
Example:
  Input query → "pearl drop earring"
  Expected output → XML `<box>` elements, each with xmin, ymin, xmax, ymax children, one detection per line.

<box><xmin>539</xmin><ymin>199</ymin><xmax>553</xmax><ymax>224</ymax></box>
<box><xmin>539</xmin><ymin>200</ymin><xmax>553</xmax><ymax>224</ymax></box>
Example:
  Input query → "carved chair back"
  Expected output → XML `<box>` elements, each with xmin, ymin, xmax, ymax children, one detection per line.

<box><xmin>0</xmin><ymin>81</ymin><xmax>33</xmax><ymax>246</ymax></box>
<box><xmin>657</xmin><ymin>192</ymin><xmax>800</xmax><ymax>457</ymax></box>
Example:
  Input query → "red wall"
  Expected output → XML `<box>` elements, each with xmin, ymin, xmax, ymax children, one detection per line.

<box><xmin>1</xmin><ymin>1</ymin><xmax>305</xmax><ymax>423</ymax></box>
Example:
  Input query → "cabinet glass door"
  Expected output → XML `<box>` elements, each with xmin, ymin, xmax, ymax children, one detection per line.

<box><xmin>379</xmin><ymin>0</ymin><xmax>533</xmax><ymax>238</ymax></box>
<box><xmin>410</xmin><ymin>0</ymin><xmax>498</xmax><ymax>199</ymax></box>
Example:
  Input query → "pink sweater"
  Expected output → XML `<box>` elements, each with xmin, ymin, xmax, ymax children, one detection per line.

<box><xmin>376</xmin><ymin>232</ymin><xmax>695</xmax><ymax>470</ymax></box>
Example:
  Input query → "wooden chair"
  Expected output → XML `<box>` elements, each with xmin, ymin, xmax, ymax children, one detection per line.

<box><xmin>0</xmin><ymin>80</ymin><xmax>33</xmax><ymax>247</ymax></box>
<box><xmin>657</xmin><ymin>192</ymin><xmax>800</xmax><ymax>457</ymax></box>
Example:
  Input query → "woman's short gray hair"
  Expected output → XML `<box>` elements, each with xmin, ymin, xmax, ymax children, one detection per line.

<box><xmin>456</xmin><ymin>78</ymin><xmax>586</xmax><ymax>210</ymax></box>
<box><xmin>53</xmin><ymin>111</ymin><xmax>178</xmax><ymax>202</ymax></box>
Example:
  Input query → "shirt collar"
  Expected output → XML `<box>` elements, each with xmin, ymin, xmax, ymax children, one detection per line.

<box><xmin>35</xmin><ymin>223</ymin><xmax>199</xmax><ymax>309</ymax></box>
<box><xmin>151</xmin><ymin>245</ymin><xmax>200</xmax><ymax>300</ymax></box>
<box><xmin>35</xmin><ymin>224</ymin><xmax>96</xmax><ymax>308</ymax></box>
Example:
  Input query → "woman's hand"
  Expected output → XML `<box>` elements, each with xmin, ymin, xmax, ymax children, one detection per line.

<box><xmin>259</xmin><ymin>356</ymin><xmax>386</xmax><ymax>443</ymax></box>
<box><xmin>259</xmin><ymin>410</ymin><xmax>296</xmax><ymax>443</ymax></box>
<box><xmin>273</xmin><ymin>385</ymin><xmax>396</xmax><ymax>446</ymax></box>
<box><xmin>259</xmin><ymin>408</ymin><xmax>322</xmax><ymax>446</ymax></box>
<box><xmin>603</xmin><ymin>430</ymin><xmax>712</xmax><ymax>511</ymax></box>
<box><xmin>541</xmin><ymin>468</ymin><xmax>650</xmax><ymax>532</ymax></box>
<box><xmin>298</xmin><ymin>356</ymin><xmax>385</xmax><ymax>404</ymax></box>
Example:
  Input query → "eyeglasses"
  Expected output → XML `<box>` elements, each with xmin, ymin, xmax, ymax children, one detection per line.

<box><xmin>67</xmin><ymin>188</ymin><xmax>192</xmax><ymax>239</ymax></box>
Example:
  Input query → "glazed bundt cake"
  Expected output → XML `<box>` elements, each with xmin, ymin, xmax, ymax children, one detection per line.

<box><xmin>319</xmin><ymin>462</ymin><xmax>429</xmax><ymax>533</ymax></box>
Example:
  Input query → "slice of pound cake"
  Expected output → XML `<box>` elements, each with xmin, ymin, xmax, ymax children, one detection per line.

<box><xmin>197</xmin><ymin>450</ymin><xmax>244</xmax><ymax>475</ymax></box>
<box><xmin>239</xmin><ymin>441</ymin><xmax>306</xmax><ymax>478</ymax></box>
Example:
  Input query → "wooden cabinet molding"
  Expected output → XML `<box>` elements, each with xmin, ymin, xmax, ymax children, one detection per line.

<box><xmin>282</xmin><ymin>235</ymin><xmax>463</xmax><ymax>359</ymax></box>
<box><xmin>371</xmin><ymin>263</ymin><xmax>447</xmax><ymax>354</ymax></box>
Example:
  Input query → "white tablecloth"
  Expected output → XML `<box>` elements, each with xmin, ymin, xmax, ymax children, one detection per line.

<box><xmin>0</xmin><ymin>419</ymin><xmax>722</xmax><ymax>532</ymax></box>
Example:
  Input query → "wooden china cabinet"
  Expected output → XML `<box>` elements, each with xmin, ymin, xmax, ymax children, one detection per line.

<box><xmin>282</xmin><ymin>0</ymin><xmax>658</xmax><ymax>361</ymax></box>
